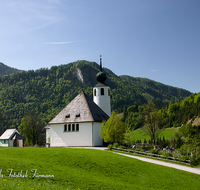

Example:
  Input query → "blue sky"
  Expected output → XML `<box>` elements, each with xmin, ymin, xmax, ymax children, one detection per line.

<box><xmin>0</xmin><ymin>0</ymin><xmax>200</xmax><ymax>93</ymax></box>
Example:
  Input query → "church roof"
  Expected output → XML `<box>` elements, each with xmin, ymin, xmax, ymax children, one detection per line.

<box><xmin>95</xmin><ymin>82</ymin><xmax>109</xmax><ymax>87</ymax></box>
<box><xmin>45</xmin><ymin>124</ymin><xmax>50</xmax><ymax>129</ymax></box>
<box><xmin>49</xmin><ymin>91</ymin><xmax>109</xmax><ymax>124</ymax></box>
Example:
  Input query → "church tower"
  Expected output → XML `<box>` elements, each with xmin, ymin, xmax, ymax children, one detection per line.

<box><xmin>93</xmin><ymin>56</ymin><xmax>111</xmax><ymax>117</ymax></box>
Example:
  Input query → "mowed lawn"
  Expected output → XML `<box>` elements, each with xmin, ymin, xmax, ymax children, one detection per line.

<box><xmin>133</xmin><ymin>128</ymin><xmax>178</xmax><ymax>142</ymax></box>
<box><xmin>0</xmin><ymin>147</ymin><xmax>199</xmax><ymax>190</ymax></box>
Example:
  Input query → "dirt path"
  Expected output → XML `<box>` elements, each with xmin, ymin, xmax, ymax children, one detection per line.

<box><xmin>114</xmin><ymin>152</ymin><xmax>200</xmax><ymax>175</ymax></box>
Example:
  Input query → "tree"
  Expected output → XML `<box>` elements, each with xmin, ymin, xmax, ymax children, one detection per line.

<box><xmin>100</xmin><ymin>111</ymin><xmax>125</xmax><ymax>143</ymax></box>
<box><xmin>18</xmin><ymin>111</ymin><xmax>45</xmax><ymax>146</ymax></box>
<box><xmin>177</xmin><ymin>124</ymin><xmax>200</xmax><ymax>155</ymax></box>
<box><xmin>123</xmin><ymin>127</ymin><xmax>134</xmax><ymax>147</ymax></box>
<box><xmin>0</xmin><ymin>110</ymin><xmax>13</xmax><ymax>135</ymax></box>
<box><xmin>142</xmin><ymin>103</ymin><xmax>162</xmax><ymax>144</ymax></box>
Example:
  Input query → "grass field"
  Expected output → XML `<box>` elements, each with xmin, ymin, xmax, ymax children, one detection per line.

<box><xmin>0</xmin><ymin>147</ymin><xmax>200</xmax><ymax>189</ymax></box>
<box><xmin>132</xmin><ymin>128</ymin><xmax>178</xmax><ymax>142</ymax></box>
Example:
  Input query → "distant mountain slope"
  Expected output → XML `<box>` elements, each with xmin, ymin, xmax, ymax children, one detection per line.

<box><xmin>0</xmin><ymin>62</ymin><xmax>21</xmax><ymax>77</ymax></box>
<box><xmin>0</xmin><ymin>60</ymin><xmax>192</xmax><ymax>128</ymax></box>
<box><xmin>119</xmin><ymin>75</ymin><xmax>191</xmax><ymax>105</ymax></box>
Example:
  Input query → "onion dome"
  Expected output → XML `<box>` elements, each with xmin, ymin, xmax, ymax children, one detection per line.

<box><xmin>96</xmin><ymin>71</ymin><xmax>107</xmax><ymax>83</ymax></box>
<box><xmin>96</xmin><ymin>56</ymin><xmax>107</xmax><ymax>83</ymax></box>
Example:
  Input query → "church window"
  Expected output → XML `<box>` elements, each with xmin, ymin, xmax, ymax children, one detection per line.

<box><xmin>76</xmin><ymin>124</ymin><xmax>79</xmax><ymax>131</ymax></box>
<box><xmin>68</xmin><ymin>124</ymin><xmax>71</xmax><ymax>131</ymax></box>
<box><xmin>101</xmin><ymin>88</ymin><xmax>104</xmax><ymax>95</ymax></box>
<box><xmin>64</xmin><ymin>124</ymin><xmax>67</xmax><ymax>132</ymax></box>
<box><xmin>66</xmin><ymin>114</ymin><xmax>70</xmax><ymax>118</ymax></box>
<box><xmin>76</xmin><ymin>113</ymin><xmax>80</xmax><ymax>117</ymax></box>
<box><xmin>108</xmin><ymin>89</ymin><xmax>110</xmax><ymax>96</ymax></box>
<box><xmin>72</xmin><ymin>124</ymin><xmax>75</xmax><ymax>131</ymax></box>
<box><xmin>94</xmin><ymin>89</ymin><xmax>96</xmax><ymax>96</ymax></box>
<box><xmin>64</xmin><ymin>124</ymin><xmax>80</xmax><ymax>132</ymax></box>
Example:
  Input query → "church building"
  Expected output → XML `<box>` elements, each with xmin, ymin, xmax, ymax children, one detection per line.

<box><xmin>45</xmin><ymin>57</ymin><xmax>111</xmax><ymax>147</ymax></box>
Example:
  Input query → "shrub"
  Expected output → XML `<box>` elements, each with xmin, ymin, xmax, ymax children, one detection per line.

<box><xmin>136</xmin><ymin>139</ymin><xmax>141</xmax><ymax>143</ymax></box>
<box><xmin>135</xmin><ymin>148</ymin><xmax>142</xmax><ymax>152</ymax></box>
<box><xmin>181</xmin><ymin>155</ymin><xmax>189</xmax><ymax>162</ymax></box>
<box><xmin>162</xmin><ymin>152</ymin><xmax>173</xmax><ymax>158</ymax></box>
<box><xmin>173</xmin><ymin>153</ymin><xmax>180</xmax><ymax>161</ymax></box>
<box><xmin>149</xmin><ymin>149</ymin><xmax>159</xmax><ymax>154</ymax></box>
<box><xmin>190</xmin><ymin>155</ymin><xmax>200</xmax><ymax>166</ymax></box>
<box><xmin>108</xmin><ymin>144</ymin><xmax>113</xmax><ymax>150</ymax></box>
<box><xmin>113</xmin><ymin>143</ymin><xmax>119</xmax><ymax>148</ymax></box>
<box><xmin>118</xmin><ymin>145</ymin><xmax>126</xmax><ymax>149</ymax></box>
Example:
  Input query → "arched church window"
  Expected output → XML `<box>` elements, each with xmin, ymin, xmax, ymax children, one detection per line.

<box><xmin>94</xmin><ymin>89</ymin><xmax>96</xmax><ymax>96</ymax></box>
<box><xmin>76</xmin><ymin>124</ymin><xmax>79</xmax><ymax>131</ymax></box>
<box><xmin>64</xmin><ymin>124</ymin><xmax>67</xmax><ymax>132</ymax></box>
<box><xmin>68</xmin><ymin>124</ymin><xmax>71</xmax><ymax>131</ymax></box>
<box><xmin>108</xmin><ymin>89</ymin><xmax>110</xmax><ymax>96</ymax></box>
<box><xmin>72</xmin><ymin>124</ymin><xmax>75</xmax><ymax>131</ymax></box>
<box><xmin>101</xmin><ymin>88</ymin><xmax>104</xmax><ymax>95</ymax></box>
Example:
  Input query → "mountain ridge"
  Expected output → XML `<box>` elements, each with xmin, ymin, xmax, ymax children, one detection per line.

<box><xmin>0</xmin><ymin>60</ymin><xmax>192</xmax><ymax>128</ymax></box>
<box><xmin>0</xmin><ymin>62</ymin><xmax>21</xmax><ymax>77</ymax></box>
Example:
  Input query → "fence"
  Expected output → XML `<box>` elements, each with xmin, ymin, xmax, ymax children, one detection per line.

<box><xmin>111</xmin><ymin>147</ymin><xmax>191</xmax><ymax>165</ymax></box>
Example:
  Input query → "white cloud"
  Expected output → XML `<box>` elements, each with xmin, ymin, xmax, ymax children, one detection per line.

<box><xmin>2</xmin><ymin>0</ymin><xmax>64</xmax><ymax>29</ymax></box>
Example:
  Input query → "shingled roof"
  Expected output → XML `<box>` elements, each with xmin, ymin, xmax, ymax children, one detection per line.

<box><xmin>49</xmin><ymin>91</ymin><xmax>109</xmax><ymax>124</ymax></box>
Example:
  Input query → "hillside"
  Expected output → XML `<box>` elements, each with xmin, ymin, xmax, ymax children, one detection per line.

<box><xmin>124</xmin><ymin>92</ymin><xmax>200</xmax><ymax>132</ymax></box>
<box><xmin>0</xmin><ymin>62</ymin><xmax>20</xmax><ymax>77</ymax></box>
<box><xmin>0</xmin><ymin>60</ymin><xmax>191</xmax><ymax>128</ymax></box>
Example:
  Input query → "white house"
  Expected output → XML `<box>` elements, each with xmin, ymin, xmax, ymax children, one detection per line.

<box><xmin>0</xmin><ymin>129</ymin><xmax>24</xmax><ymax>147</ymax></box>
<box><xmin>45</xmin><ymin>57</ymin><xmax>111</xmax><ymax>147</ymax></box>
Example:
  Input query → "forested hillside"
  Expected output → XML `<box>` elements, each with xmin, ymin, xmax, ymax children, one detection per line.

<box><xmin>124</xmin><ymin>92</ymin><xmax>200</xmax><ymax>130</ymax></box>
<box><xmin>122</xmin><ymin>92</ymin><xmax>200</xmax><ymax>165</ymax></box>
<box><xmin>0</xmin><ymin>60</ymin><xmax>191</xmax><ymax>129</ymax></box>
<box><xmin>0</xmin><ymin>62</ymin><xmax>20</xmax><ymax>77</ymax></box>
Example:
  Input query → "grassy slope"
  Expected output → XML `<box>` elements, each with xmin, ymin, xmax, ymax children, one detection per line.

<box><xmin>133</xmin><ymin>128</ymin><xmax>178</xmax><ymax>142</ymax></box>
<box><xmin>0</xmin><ymin>147</ymin><xmax>200</xmax><ymax>190</ymax></box>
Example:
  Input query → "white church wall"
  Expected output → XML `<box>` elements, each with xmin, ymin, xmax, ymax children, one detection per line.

<box><xmin>92</xmin><ymin>122</ymin><xmax>103</xmax><ymax>146</ymax></box>
<box><xmin>50</xmin><ymin>123</ymin><xmax>93</xmax><ymax>147</ymax></box>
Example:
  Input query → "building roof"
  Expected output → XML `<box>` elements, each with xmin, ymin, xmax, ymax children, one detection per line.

<box><xmin>95</xmin><ymin>82</ymin><xmax>109</xmax><ymax>87</ymax></box>
<box><xmin>45</xmin><ymin>124</ymin><xmax>50</xmax><ymax>129</ymax></box>
<box><xmin>0</xmin><ymin>129</ymin><xmax>19</xmax><ymax>140</ymax></box>
<box><xmin>12</xmin><ymin>133</ymin><xmax>25</xmax><ymax>140</ymax></box>
<box><xmin>49</xmin><ymin>91</ymin><xmax>109</xmax><ymax>124</ymax></box>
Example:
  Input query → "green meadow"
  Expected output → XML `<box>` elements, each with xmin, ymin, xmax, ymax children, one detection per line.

<box><xmin>132</xmin><ymin>128</ymin><xmax>178</xmax><ymax>142</ymax></box>
<box><xmin>0</xmin><ymin>147</ymin><xmax>200</xmax><ymax>190</ymax></box>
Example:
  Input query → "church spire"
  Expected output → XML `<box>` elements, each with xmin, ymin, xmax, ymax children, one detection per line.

<box><xmin>100</xmin><ymin>55</ymin><xmax>102</xmax><ymax>71</ymax></box>
<box><xmin>93</xmin><ymin>56</ymin><xmax>111</xmax><ymax>117</ymax></box>
<box><xmin>96</xmin><ymin>55</ymin><xmax>107</xmax><ymax>83</ymax></box>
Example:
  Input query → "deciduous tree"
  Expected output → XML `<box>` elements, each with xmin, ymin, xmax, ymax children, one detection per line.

<box><xmin>100</xmin><ymin>111</ymin><xmax>125</xmax><ymax>143</ymax></box>
<box><xmin>142</xmin><ymin>103</ymin><xmax>162</xmax><ymax>144</ymax></box>
<box><xmin>123</xmin><ymin>127</ymin><xmax>135</xmax><ymax>147</ymax></box>
<box><xmin>18</xmin><ymin>111</ymin><xmax>44</xmax><ymax>146</ymax></box>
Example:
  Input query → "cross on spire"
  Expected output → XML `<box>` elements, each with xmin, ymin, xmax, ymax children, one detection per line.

<box><xmin>100</xmin><ymin>55</ymin><xmax>102</xmax><ymax>71</ymax></box>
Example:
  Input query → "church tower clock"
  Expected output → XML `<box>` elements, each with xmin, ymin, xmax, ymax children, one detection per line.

<box><xmin>93</xmin><ymin>56</ymin><xmax>111</xmax><ymax>117</ymax></box>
